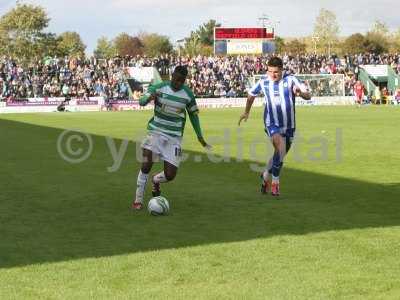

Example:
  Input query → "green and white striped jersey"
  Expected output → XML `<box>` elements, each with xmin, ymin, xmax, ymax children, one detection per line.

<box><xmin>142</xmin><ymin>81</ymin><xmax>199</xmax><ymax>137</ymax></box>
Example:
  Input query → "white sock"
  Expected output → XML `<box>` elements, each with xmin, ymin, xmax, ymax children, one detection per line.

<box><xmin>263</xmin><ymin>170</ymin><xmax>270</xmax><ymax>181</ymax></box>
<box><xmin>262</xmin><ymin>158</ymin><xmax>273</xmax><ymax>180</ymax></box>
<box><xmin>153</xmin><ymin>171</ymin><xmax>168</xmax><ymax>184</ymax></box>
<box><xmin>135</xmin><ymin>170</ymin><xmax>149</xmax><ymax>203</ymax></box>
<box><xmin>272</xmin><ymin>175</ymin><xmax>279</xmax><ymax>183</ymax></box>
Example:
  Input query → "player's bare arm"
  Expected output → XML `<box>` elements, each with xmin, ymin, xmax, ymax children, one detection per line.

<box><xmin>189</xmin><ymin>111</ymin><xmax>212</xmax><ymax>149</ymax></box>
<box><xmin>139</xmin><ymin>90</ymin><xmax>161</xmax><ymax>106</ymax></box>
<box><xmin>239</xmin><ymin>95</ymin><xmax>256</xmax><ymax>125</ymax></box>
<box><xmin>294</xmin><ymin>87</ymin><xmax>311</xmax><ymax>100</ymax></box>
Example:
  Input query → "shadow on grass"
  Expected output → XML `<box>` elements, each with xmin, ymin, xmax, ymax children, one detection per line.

<box><xmin>0</xmin><ymin>119</ymin><xmax>399</xmax><ymax>269</ymax></box>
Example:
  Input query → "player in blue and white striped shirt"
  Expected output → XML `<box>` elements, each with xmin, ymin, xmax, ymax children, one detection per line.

<box><xmin>239</xmin><ymin>57</ymin><xmax>311</xmax><ymax>196</ymax></box>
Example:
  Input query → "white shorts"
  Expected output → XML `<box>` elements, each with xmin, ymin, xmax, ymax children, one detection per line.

<box><xmin>141</xmin><ymin>131</ymin><xmax>182</xmax><ymax>167</ymax></box>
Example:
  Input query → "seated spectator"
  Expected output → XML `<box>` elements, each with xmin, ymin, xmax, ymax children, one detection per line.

<box><xmin>381</xmin><ymin>87</ymin><xmax>389</xmax><ymax>104</ymax></box>
<box><xmin>374</xmin><ymin>87</ymin><xmax>382</xmax><ymax>104</ymax></box>
<box><xmin>394</xmin><ymin>89</ymin><xmax>400</xmax><ymax>105</ymax></box>
<box><xmin>226</xmin><ymin>88</ymin><xmax>236</xmax><ymax>98</ymax></box>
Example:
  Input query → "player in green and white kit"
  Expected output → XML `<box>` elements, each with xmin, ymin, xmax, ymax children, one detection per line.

<box><xmin>132</xmin><ymin>66</ymin><xmax>211</xmax><ymax>210</ymax></box>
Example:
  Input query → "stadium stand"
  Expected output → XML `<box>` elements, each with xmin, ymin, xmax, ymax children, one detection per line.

<box><xmin>0</xmin><ymin>53</ymin><xmax>399</xmax><ymax>101</ymax></box>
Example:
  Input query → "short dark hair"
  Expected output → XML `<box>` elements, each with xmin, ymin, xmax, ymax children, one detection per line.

<box><xmin>173</xmin><ymin>65</ymin><xmax>188</xmax><ymax>77</ymax></box>
<box><xmin>267</xmin><ymin>57</ymin><xmax>283</xmax><ymax>69</ymax></box>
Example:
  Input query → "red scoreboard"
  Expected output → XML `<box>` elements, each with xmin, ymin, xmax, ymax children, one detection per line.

<box><xmin>214</xmin><ymin>27</ymin><xmax>274</xmax><ymax>40</ymax></box>
<box><xmin>214</xmin><ymin>27</ymin><xmax>275</xmax><ymax>55</ymax></box>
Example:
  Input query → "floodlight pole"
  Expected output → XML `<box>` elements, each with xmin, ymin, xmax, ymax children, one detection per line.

<box><xmin>258</xmin><ymin>14</ymin><xmax>271</xmax><ymax>28</ymax></box>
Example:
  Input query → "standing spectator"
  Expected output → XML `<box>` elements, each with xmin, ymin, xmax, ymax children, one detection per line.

<box><xmin>353</xmin><ymin>80</ymin><xmax>364</xmax><ymax>107</ymax></box>
<box><xmin>374</xmin><ymin>86</ymin><xmax>381</xmax><ymax>104</ymax></box>
<box><xmin>394</xmin><ymin>89</ymin><xmax>400</xmax><ymax>105</ymax></box>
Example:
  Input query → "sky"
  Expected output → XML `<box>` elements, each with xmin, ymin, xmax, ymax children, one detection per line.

<box><xmin>1</xmin><ymin>0</ymin><xmax>399</xmax><ymax>54</ymax></box>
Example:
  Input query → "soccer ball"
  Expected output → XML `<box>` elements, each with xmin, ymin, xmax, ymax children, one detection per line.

<box><xmin>148</xmin><ymin>196</ymin><xmax>170</xmax><ymax>216</ymax></box>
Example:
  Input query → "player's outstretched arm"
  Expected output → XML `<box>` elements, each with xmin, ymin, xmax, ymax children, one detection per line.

<box><xmin>139</xmin><ymin>82</ymin><xmax>162</xmax><ymax>106</ymax></box>
<box><xmin>238</xmin><ymin>95</ymin><xmax>256</xmax><ymax>126</ymax></box>
<box><xmin>189</xmin><ymin>112</ymin><xmax>212</xmax><ymax>149</ymax></box>
<box><xmin>292</xmin><ymin>77</ymin><xmax>312</xmax><ymax>100</ymax></box>
<box><xmin>294</xmin><ymin>87</ymin><xmax>311</xmax><ymax>100</ymax></box>
<box><xmin>139</xmin><ymin>91</ymin><xmax>159</xmax><ymax>106</ymax></box>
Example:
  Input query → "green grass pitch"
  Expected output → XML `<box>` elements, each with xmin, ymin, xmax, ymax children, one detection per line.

<box><xmin>0</xmin><ymin>106</ymin><xmax>399</xmax><ymax>299</ymax></box>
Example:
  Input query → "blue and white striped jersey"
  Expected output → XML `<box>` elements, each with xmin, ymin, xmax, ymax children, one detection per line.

<box><xmin>249</xmin><ymin>74</ymin><xmax>308</xmax><ymax>131</ymax></box>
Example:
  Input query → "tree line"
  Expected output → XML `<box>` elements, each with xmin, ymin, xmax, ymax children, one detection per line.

<box><xmin>1</xmin><ymin>4</ymin><xmax>399</xmax><ymax>63</ymax></box>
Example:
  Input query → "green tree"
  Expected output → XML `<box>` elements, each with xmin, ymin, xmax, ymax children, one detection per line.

<box><xmin>94</xmin><ymin>36</ymin><xmax>116</xmax><ymax>58</ymax></box>
<box><xmin>57</xmin><ymin>31</ymin><xmax>86</xmax><ymax>57</ymax></box>
<box><xmin>392</xmin><ymin>28</ymin><xmax>400</xmax><ymax>52</ymax></box>
<box><xmin>274</xmin><ymin>36</ymin><xmax>285</xmax><ymax>53</ymax></box>
<box><xmin>313</xmin><ymin>8</ymin><xmax>340</xmax><ymax>55</ymax></box>
<box><xmin>183</xmin><ymin>33</ymin><xmax>200</xmax><ymax>56</ymax></box>
<box><xmin>35</xmin><ymin>33</ymin><xmax>60</xmax><ymax>57</ymax></box>
<box><xmin>364</xmin><ymin>32</ymin><xmax>389</xmax><ymax>54</ymax></box>
<box><xmin>283</xmin><ymin>39</ymin><xmax>307</xmax><ymax>54</ymax></box>
<box><xmin>364</xmin><ymin>21</ymin><xmax>390</xmax><ymax>54</ymax></box>
<box><xmin>0</xmin><ymin>3</ymin><xmax>50</xmax><ymax>60</ymax></box>
<box><xmin>195</xmin><ymin>19</ymin><xmax>221</xmax><ymax>46</ymax></box>
<box><xmin>114</xmin><ymin>33</ymin><xmax>144</xmax><ymax>56</ymax></box>
<box><xmin>183</xmin><ymin>19</ymin><xmax>221</xmax><ymax>56</ymax></box>
<box><xmin>342</xmin><ymin>33</ymin><xmax>367</xmax><ymax>54</ymax></box>
<box><xmin>182</xmin><ymin>34</ymin><xmax>214</xmax><ymax>56</ymax></box>
<box><xmin>140</xmin><ymin>33</ymin><xmax>173</xmax><ymax>57</ymax></box>
<box><xmin>370</xmin><ymin>20</ymin><xmax>390</xmax><ymax>36</ymax></box>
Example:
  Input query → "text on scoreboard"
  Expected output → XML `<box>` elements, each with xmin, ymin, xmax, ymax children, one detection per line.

<box><xmin>214</xmin><ymin>27</ymin><xmax>274</xmax><ymax>40</ymax></box>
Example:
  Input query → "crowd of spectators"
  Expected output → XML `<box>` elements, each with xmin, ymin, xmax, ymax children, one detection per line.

<box><xmin>1</xmin><ymin>53</ymin><xmax>400</xmax><ymax>101</ymax></box>
<box><xmin>0</xmin><ymin>56</ymin><xmax>130</xmax><ymax>101</ymax></box>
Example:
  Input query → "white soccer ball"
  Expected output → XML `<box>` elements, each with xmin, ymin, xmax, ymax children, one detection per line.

<box><xmin>148</xmin><ymin>196</ymin><xmax>170</xmax><ymax>216</ymax></box>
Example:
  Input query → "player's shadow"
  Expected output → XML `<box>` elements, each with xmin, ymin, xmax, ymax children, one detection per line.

<box><xmin>0</xmin><ymin>119</ymin><xmax>399</xmax><ymax>269</ymax></box>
